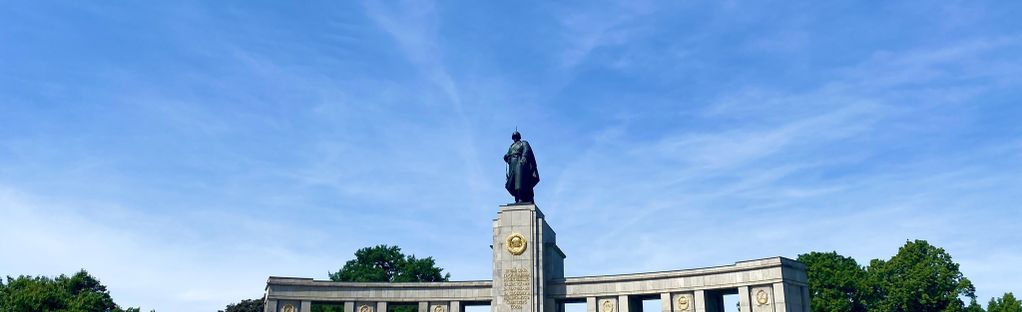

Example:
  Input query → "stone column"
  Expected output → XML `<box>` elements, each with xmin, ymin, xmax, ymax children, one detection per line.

<box><xmin>737</xmin><ymin>287</ymin><xmax>751</xmax><ymax>312</ymax></box>
<box><xmin>301</xmin><ymin>301</ymin><xmax>312</xmax><ymax>312</ymax></box>
<box><xmin>692</xmin><ymin>291</ymin><xmax>706</xmax><ymax>312</ymax></box>
<box><xmin>378</xmin><ymin>302</ymin><xmax>389</xmax><ymax>312</ymax></box>
<box><xmin>661</xmin><ymin>293</ymin><xmax>671</xmax><ymax>312</ymax></box>
<box><xmin>617</xmin><ymin>295</ymin><xmax>630</xmax><ymax>312</ymax></box>
<box><xmin>345</xmin><ymin>302</ymin><xmax>355</xmax><ymax>312</ymax></box>
<box><xmin>800</xmin><ymin>286</ymin><xmax>810</xmax><ymax>312</ymax></box>
<box><xmin>772</xmin><ymin>283</ymin><xmax>787</xmax><ymax>312</ymax></box>
<box><xmin>419</xmin><ymin>302</ymin><xmax>429</xmax><ymax>312</ymax></box>
<box><xmin>774</xmin><ymin>282</ymin><xmax>809</xmax><ymax>312</ymax></box>
<box><xmin>587</xmin><ymin>297</ymin><xmax>597</xmax><ymax>312</ymax></box>
<box><xmin>265</xmin><ymin>299</ymin><xmax>278</xmax><ymax>312</ymax></box>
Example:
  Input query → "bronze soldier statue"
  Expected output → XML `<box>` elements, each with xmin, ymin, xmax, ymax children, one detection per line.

<box><xmin>503</xmin><ymin>131</ymin><xmax>539</xmax><ymax>204</ymax></box>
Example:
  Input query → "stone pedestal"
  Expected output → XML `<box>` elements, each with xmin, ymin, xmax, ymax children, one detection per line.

<box><xmin>492</xmin><ymin>204</ymin><xmax>565</xmax><ymax>312</ymax></box>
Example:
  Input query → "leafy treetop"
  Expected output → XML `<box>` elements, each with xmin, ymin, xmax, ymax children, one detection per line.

<box><xmin>329</xmin><ymin>245</ymin><xmax>450</xmax><ymax>283</ymax></box>
<box><xmin>867</xmin><ymin>240</ymin><xmax>975</xmax><ymax>312</ymax></box>
<box><xmin>988</xmin><ymin>293</ymin><xmax>1022</xmax><ymax>312</ymax></box>
<box><xmin>797</xmin><ymin>251</ymin><xmax>870</xmax><ymax>312</ymax></box>
<box><xmin>223</xmin><ymin>245</ymin><xmax>451</xmax><ymax>312</ymax></box>
<box><xmin>0</xmin><ymin>269</ymin><xmax>145</xmax><ymax>312</ymax></box>
<box><xmin>220</xmin><ymin>298</ymin><xmax>263</xmax><ymax>312</ymax></box>
<box><xmin>801</xmin><ymin>240</ymin><xmax>985</xmax><ymax>312</ymax></box>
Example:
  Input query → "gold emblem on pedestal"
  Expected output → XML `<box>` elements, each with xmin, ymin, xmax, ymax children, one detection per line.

<box><xmin>359</xmin><ymin>304</ymin><xmax>374</xmax><ymax>312</ymax></box>
<box><xmin>756</xmin><ymin>289</ymin><xmax>770</xmax><ymax>306</ymax></box>
<box><xmin>433</xmin><ymin>305</ymin><xmax>446</xmax><ymax>312</ymax></box>
<box><xmin>601</xmin><ymin>300</ymin><xmax>615</xmax><ymax>312</ymax></box>
<box><xmin>675</xmin><ymin>296</ymin><xmax>690</xmax><ymax>311</ymax></box>
<box><xmin>506</xmin><ymin>233</ymin><xmax>528</xmax><ymax>256</ymax></box>
<box><xmin>282</xmin><ymin>304</ymin><xmax>297</xmax><ymax>312</ymax></box>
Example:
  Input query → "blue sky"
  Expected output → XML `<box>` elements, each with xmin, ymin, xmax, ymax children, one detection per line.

<box><xmin>2</xmin><ymin>1</ymin><xmax>1021</xmax><ymax>311</ymax></box>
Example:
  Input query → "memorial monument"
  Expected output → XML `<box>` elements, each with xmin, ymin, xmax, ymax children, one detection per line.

<box><xmin>504</xmin><ymin>131</ymin><xmax>539</xmax><ymax>204</ymax></box>
<box><xmin>264</xmin><ymin>133</ymin><xmax>811</xmax><ymax>312</ymax></box>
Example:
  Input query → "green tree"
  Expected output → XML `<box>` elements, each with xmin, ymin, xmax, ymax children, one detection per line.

<box><xmin>988</xmin><ymin>293</ymin><xmax>1022</xmax><ymax>312</ymax></box>
<box><xmin>311</xmin><ymin>302</ymin><xmax>345</xmax><ymax>312</ymax></box>
<box><xmin>797</xmin><ymin>251</ymin><xmax>870</xmax><ymax>312</ymax></box>
<box><xmin>224</xmin><ymin>245</ymin><xmax>450</xmax><ymax>312</ymax></box>
<box><xmin>866</xmin><ymin>240</ymin><xmax>975</xmax><ymax>312</ymax></box>
<box><xmin>0</xmin><ymin>269</ymin><xmax>144</xmax><ymax>312</ymax></box>
<box><xmin>325</xmin><ymin>245</ymin><xmax>450</xmax><ymax>312</ymax></box>
<box><xmin>329</xmin><ymin>245</ymin><xmax>450</xmax><ymax>283</ymax></box>
<box><xmin>965</xmin><ymin>298</ymin><xmax>986</xmax><ymax>312</ymax></box>
<box><xmin>220</xmin><ymin>298</ymin><xmax>263</xmax><ymax>312</ymax></box>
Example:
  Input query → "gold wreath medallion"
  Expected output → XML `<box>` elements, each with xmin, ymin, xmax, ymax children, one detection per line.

<box><xmin>433</xmin><ymin>305</ymin><xmax>446</xmax><ymax>312</ymax></box>
<box><xmin>675</xmin><ymin>296</ymin><xmax>690</xmax><ymax>311</ymax></box>
<box><xmin>359</xmin><ymin>304</ymin><xmax>373</xmax><ymax>312</ymax></box>
<box><xmin>282</xmin><ymin>304</ymin><xmax>297</xmax><ymax>312</ymax></box>
<box><xmin>506</xmin><ymin>233</ymin><xmax>527</xmax><ymax>255</ymax></box>
<box><xmin>756</xmin><ymin>289</ymin><xmax>769</xmax><ymax>305</ymax></box>
<box><xmin>601</xmin><ymin>300</ymin><xmax>615</xmax><ymax>312</ymax></box>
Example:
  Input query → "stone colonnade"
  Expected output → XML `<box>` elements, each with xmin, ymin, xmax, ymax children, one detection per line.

<box><xmin>263</xmin><ymin>297</ymin><xmax>473</xmax><ymax>312</ymax></box>
<box><xmin>571</xmin><ymin>281</ymin><xmax>810</xmax><ymax>312</ymax></box>
<box><xmin>550</xmin><ymin>257</ymin><xmax>810</xmax><ymax>312</ymax></box>
<box><xmin>265</xmin><ymin>256</ymin><xmax>809</xmax><ymax>312</ymax></box>
<box><xmin>265</xmin><ymin>204</ymin><xmax>810</xmax><ymax>312</ymax></box>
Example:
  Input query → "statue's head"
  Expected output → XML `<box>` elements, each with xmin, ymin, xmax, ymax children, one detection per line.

<box><xmin>511</xmin><ymin>131</ymin><xmax>521</xmax><ymax>142</ymax></box>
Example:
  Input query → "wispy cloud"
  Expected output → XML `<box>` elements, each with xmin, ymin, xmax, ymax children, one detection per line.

<box><xmin>545</xmin><ymin>36</ymin><xmax>1022</xmax><ymax>305</ymax></box>
<box><xmin>361</xmin><ymin>0</ymin><xmax>487</xmax><ymax>198</ymax></box>
<box><xmin>0</xmin><ymin>186</ymin><xmax>345</xmax><ymax>311</ymax></box>
<box><xmin>554</xmin><ymin>1</ymin><xmax>656</xmax><ymax>69</ymax></box>
<box><xmin>2</xmin><ymin>1</ymin><xmax>1020</xmax><ymax>311</ymax></box>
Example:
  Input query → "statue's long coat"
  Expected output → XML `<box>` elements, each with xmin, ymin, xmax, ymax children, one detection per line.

<box><xmin>504</xmin><ymin>140</ymin><xmax>539</xmax><ymax>197</ymax></box>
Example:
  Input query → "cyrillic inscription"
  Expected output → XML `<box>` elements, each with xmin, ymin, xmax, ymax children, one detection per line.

<box><xmin>502</xmin><ymin>268</ymin><xmax>531</xmax><ymax>309</ymax></box>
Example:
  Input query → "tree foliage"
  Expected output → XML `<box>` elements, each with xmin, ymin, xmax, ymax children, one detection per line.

<box><xmin>867</xmin><ymin>240</ymin><xmax>975</xmax><ymax>312</ymax></box>
<box><xmin>224</xmin><ymin>245</ymin><xmax>449</xmax><ymax>312</ymax></box>
<box><xmin>797</xmin><ymin>251</ymin><xmax>870</xmax><ymax>312</ymax></box>
<box><xmin>329</xmin><ymin>245</ymin><xmax>450</xmax><ymax>283</ymax></box>
<box><xmin>311</xmin><ymin>302</ymin><xmax>344</xmax><ymax>312</ymax></box>
<box><xmin>965</xmin><ymin>298</ymin><xmax>986</xmax><ymax>312</ymax></box>
<box><xmin>801</xmin><ymin>240</ymin><xmax>982</xmax><ymax>312</ymax></box>
<box><xmin>0</xmin><ymin>270</ymin><xmax>143</xmax><ymax>312</ymax></box>
<box><xmin>988</xmin><ymin>293</ymin><xmax>1022</xmax><ymax>312</ymax></box>
<box><xmin>220</xmin><ymin>298</ymin><xmax>263</xmax><ymax>312</ymax></box>
<box><xmin>326</xmin><ymin>245</ymin><xmax>449</xmax><ymax>312</ymax></box>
